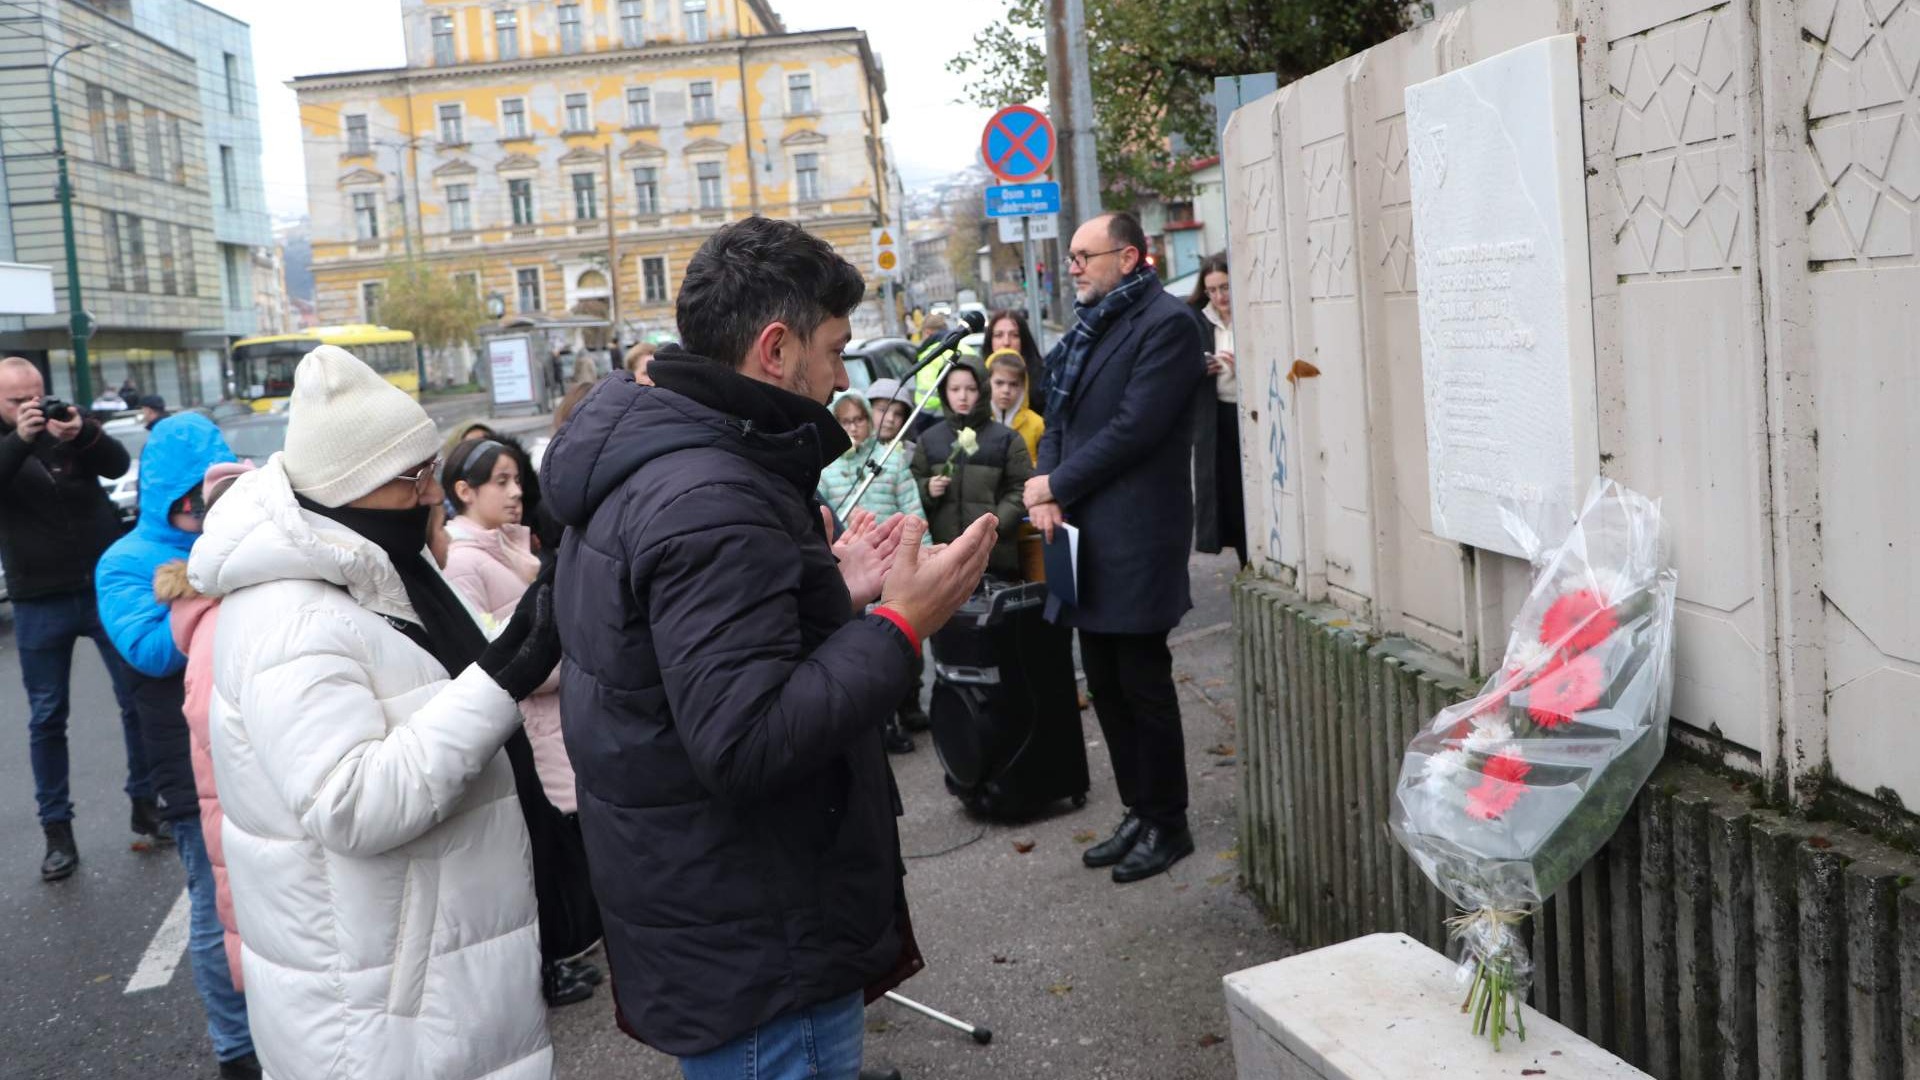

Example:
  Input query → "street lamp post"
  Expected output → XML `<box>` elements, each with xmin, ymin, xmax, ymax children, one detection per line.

<box><xmin>47</xmin><ymin>42</ymin><xmax>95</xmax><ymax>405</ymax></box>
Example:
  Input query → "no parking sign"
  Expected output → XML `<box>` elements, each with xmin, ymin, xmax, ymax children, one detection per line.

<box><xmin>980</xmin><ymin>105</ymin><xmax>1055</xmax><ymax>184</ymax></box>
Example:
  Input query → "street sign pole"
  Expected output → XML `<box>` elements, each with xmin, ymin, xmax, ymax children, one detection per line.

<box><xmin>1022</xmin><ymin>218</ymin><xmax>1043</xmax><ymax>343</ymax></box>
<box><xmin>882</xmin><ymin>277</ymin><xmax>899</xmax><ymax>337</ymax></box>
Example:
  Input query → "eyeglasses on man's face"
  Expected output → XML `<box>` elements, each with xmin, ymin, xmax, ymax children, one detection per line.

<box><xmin>395</xmin><ymin>457</ymin><xmax>442</xmax><ymax>488</ymax></box>
<box><xmin>1064</xmin><ymin>247</ymin><xmax>1128</xmax><ymax>273</ymax></box>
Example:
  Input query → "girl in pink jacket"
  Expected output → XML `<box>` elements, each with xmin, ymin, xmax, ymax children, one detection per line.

<box><xmin>438</xmin><ymin>437</ymin><xmax>602</xmax><ymax>1005</ymax></box>
<box><xmin>153</xmin><ymin>460</ymin><xmax>255</xmax><ymax>991</ymax></box>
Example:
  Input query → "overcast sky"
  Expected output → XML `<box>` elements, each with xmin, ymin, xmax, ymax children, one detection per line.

<box><xmin>194</xmin><ymin>0</ymin><xmax>1015</xmax><ymax>218</ymax></box>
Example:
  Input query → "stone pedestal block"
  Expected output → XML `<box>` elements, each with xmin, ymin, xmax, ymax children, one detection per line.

<box><xmin>1223</xmin><ymin>932</ymin><xmax>1650</xmax><ymax>1079</ymax></box>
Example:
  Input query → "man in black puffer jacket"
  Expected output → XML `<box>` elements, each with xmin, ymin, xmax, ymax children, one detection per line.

<box><xmin>543</xmin><ymin>216</ymin><xmax>996</xmax><ymax>1074</ymax></box>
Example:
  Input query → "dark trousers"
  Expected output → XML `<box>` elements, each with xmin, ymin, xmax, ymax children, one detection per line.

<box><xmin>1079</xmin><ymin>629</ymin><xmax>1188</xmax><ymax>830</ymax></box>
<box><xmin>13</xmin><ymin>590</ymin><xmax>149</xmax><ymax>826</ymax></box>
<box><xmin>1216</xmin><ymin>402</ymin><xmax>1248</xmax><ymax>567</ymax></box>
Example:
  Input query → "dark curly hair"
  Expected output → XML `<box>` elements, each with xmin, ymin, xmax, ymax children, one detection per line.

<box><xmin>676</xmin><ymin>216</ymin><xmax>866</xmax><ymax>367</ymax></box>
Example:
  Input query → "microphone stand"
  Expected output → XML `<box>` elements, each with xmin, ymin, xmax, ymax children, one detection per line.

<box><xmin>835</xmin><ymin>328</ymin><xmax>972</xmax><ymax>523</ymax></box>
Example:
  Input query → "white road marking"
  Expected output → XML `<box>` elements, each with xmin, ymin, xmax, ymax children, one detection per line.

<box><xmin>124</xmin><ymin>888</ymin><xmax>191</xmax><ymax>994</ymax></box>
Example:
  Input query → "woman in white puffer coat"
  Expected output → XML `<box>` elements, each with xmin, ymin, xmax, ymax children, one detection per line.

<box><xmin>188</xmin><ymin>346</ymin><xmax>561</xmax><ymax>1080</ymax></box>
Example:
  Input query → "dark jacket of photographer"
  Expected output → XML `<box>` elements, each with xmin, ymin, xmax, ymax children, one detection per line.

<box><xmin>545</xmin><ymin>358</ymin><xmax>921</xmax><ymax>1056</ymax></box>
<box><xmin>0</xmin><ymin>413</ymin><xmax>130</xmax><ymax>600</ymax></box>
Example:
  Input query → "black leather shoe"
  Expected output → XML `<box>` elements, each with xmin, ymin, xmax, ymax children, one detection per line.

<box><xmin>882</xmin><ymin>721</ymin><xmax>916</xmax><ymax>754</ymax></box>
<box><xmin>1112</xmin><ymin>823</ymin><xmax>1194</xmax><ymax>883</ymax></box>
<box><xmin>898</xmin><ymin>702</ymin><xmax>932</xmax><ymax>733</ymax></box>
<box><xmin>542</xmin><ymin>961</ymin><xmax>594</xmax><ymax>1007</ymax></box>
<box><xmin>1081</xmin><ymin>813</ymin><xmax>1141</xmax><ymax>868</ymax></box>
<box><xmin>40</xmin><ymin>821</ymin><xmax>78</xmax><ymax>882</ymax></box>
<box><xmin>556</xmin><ymin>957</ymin><xmax>603</xmax><ymax>986</ymax></box>
<box><xmin>130</xmin><ymin>798</ymin><xmax>173</xmax><ymax>850</ymax></box>
<box><xmin>217</xmin><ymin>1052</ymin><xmax>263</xmax><ymax>1079</ymax></box>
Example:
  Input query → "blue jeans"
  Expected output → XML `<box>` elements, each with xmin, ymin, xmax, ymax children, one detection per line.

<box><xmin>12</xmin><ymin>590</ymin><xmax>149</xmax><ymax>825</ymax></box>
<box><xmin>172</xmin><ymin>816</ymin><xmax>254</xmax><ymax>1062</ymax></box>
<box><xmin>679</xmin><ymin>992</ymin><xmax>865</xmax><ymax>1080</ymax></box>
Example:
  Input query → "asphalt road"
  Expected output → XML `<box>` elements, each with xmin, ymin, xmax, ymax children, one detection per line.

<box><xmin>0</xmin><ymin>467</ymin><xmax>1270</xmax><ymax>1080</ymax></box>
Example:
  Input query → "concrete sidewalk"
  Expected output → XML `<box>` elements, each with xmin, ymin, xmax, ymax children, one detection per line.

<box><xmin>547</xmin><ymin>555</ymin><xmax>1292</xmax><ymax>1079</ymax></box>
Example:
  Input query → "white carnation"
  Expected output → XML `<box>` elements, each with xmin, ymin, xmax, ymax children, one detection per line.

<box><xmin>1464</xmin><ymin>720</ymin><xmax>1514</xmax><ymax>754</ymax></box>
<box><xmin>1504</xmin><ymin>638</ymin><xmax>1554</xmax><ymax>678</ymax></box>
<box><xmin>1419</xmin><ymin>749</ymin><xmax>1470</xmax><ymax>797</ymax></box>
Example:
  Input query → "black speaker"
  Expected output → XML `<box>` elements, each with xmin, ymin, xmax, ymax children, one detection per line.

<box><xmin>928</xmin><ymin>581</ymin><xmax>1089</xmax><ymax>819</ymax></box>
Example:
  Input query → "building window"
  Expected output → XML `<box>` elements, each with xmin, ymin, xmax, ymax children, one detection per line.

<box><xmin>362</xmin><ymin>281</ymin><xmax>383</xmax><ymax>322</ymax></box>
<box><xmin>345</xmin><ymin>114</ymin><xmax>370</xmax><ymax>155</ymax></box>
<box><xmin>642</xmin><ymin>256</ymin><xmax>667</xmax><ymax>303</ymax></box>
<box><xmin>452</xmin><ymin>271</ymin><xmax>479</xmax><ymax>297</ymax></box>
<box><xmin>620</xmin><ymin>0</ymin><xmax>645</xmax><ymax>46</ymax></box>
<box><xmin>219</xmin><ymin>145</ymin><xmax>237</xmax><ymax>208</ymax></box>
<box><xmin>690</xmin><ymin>80</ymin><xmax>714</xmax><ymax>122</ymax></box>
<box><xmin>501</xmin><ymin>98</ymin><xmax>528</xmax><ymax>139</ymax></box>
<box><xmin>516</xmin><ymin>267</ymin><xmax>541</xmax><ymax>311</ymax></box>
<box><xmin>494</xmin><ymin>8</ymin><xmax>520</xmax><ymax>60</ymax></box>
<box><xmin>626</xmin><ymin>86</ymin><xmax>652</xmax><ymax>127</ymax></box>
<box><xmin>87</xmin><ymin>85</ymin><xmax>110</xmax><ymax>162</ymax></box>
<box><xmin>509</xmin><ymin>178</ymin><xmax>534</xmax><ymax>225</ymax></box>
<box><xmin>177</xmin><ymin>225</ymin><xmax>196</xmax><ymax>295</ymax></box>
<box><xmin>794</xmin><ymin>153</ymin><xmax>821</xmax><ymax>202</ymax></box>
<box><xmin>223</xmin><ymin>246</ymin><xmax>244</xmax><ymax>311</ymax></box>
<box><xmin>633</xmin><ymin>166</ymin><xmax>658</xmax><ymax>214</ymax></box>
<box><xmin>447</xmin><ymin>184</ymin><xmax>472</xmax><ymax>232</ymax></box>
<box><xmin>157</xmin><ymin>224</ymin><xmax>177</xmax><ymax>295</ymax></box>
<box><xmin>223</xmin><ymin>52</ymin><xmax>239</xmax><ymax>113</ymax></box>
<box><xmin>432</xmin><ymin>15</ymin><xmax>456</xmax><ymax>64</ymax></box>
<box><xmin>112</xmin><ymin>93</ymin><xmax>133</xmax><ymax>170</ymax></box>
<box><xmin>558</xmin><ymin>4</ymin><xmax>583</xmax><ymax>53</ymax></box>
<box><xmin>565</xmin><ymin>93</ymin><xmax>591</xmax><ymax>133</ymax></box>
<box><xmin>438</xmin><ymin>103</ymin><xmax>463</xmax><ymax>146</ymax></box>
<box><xmin>683</xmin><ymin>0</ymin><xmax>707</xmax><ymax>42</ymax></box>
<box><xmin>572</xmin><ymin>172</ymin><xmax>598</xmax><ymax>220</ymax></box>
<box><xmin>352</xmin><ymin>191</ymin><xmax>379</xmax><ymax>240</ymax></box>
<box><xmin>126</xmin><ymin>216</ymin><xmax>148</xmax><ymax>292</ymax></box>
<box><xmin>169</xmin><ymin>115</ymin><xmax>187</xmax><ymax>183</ymax></box>
<box><xmin>696</xmin><ymin>161</ymin><xmax>723</xmax><ymax>210</ymax></box>
<box><xmin>788</xmin><ymin>72</ymin><xmax>813</xmax><ymax>114</ymax></box>
<box><xmin>145</xmin><ymin>108</ymin><xmax>167</xmax><ymax>182</ymax></box>
<box><xmin>104</xmin><ymin>213</ymin><xmax>125</xmax><ymax>291</ymax></box>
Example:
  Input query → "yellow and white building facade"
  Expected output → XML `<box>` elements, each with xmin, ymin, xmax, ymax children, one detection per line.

<box><xmin>295</xmin><ymin>0</ymin><xmax>892</xmax><ymax>343</ymax></box>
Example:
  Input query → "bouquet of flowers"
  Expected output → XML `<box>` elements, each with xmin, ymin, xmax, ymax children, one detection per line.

<box><xmin>1388</xmin><ymin>478</ymin><xmax>1677</xmax><ymax>1048</ymax></box>
<box><xmin>943</xmin><ymin>426</ymin><xmax>978</xmax><ymax>476</ymax></box>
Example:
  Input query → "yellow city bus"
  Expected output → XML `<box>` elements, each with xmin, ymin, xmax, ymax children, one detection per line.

<box><xmin>229</xmin><ymin>325</ymin><xmax>419</xmax><ymax>412</ymax></box>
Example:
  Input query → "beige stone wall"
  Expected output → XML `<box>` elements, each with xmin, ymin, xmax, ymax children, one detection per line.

<box><xmin>1225</xmin><ymin>0</ymin><xmax>1920</xmax><ymax>810</ymax></box>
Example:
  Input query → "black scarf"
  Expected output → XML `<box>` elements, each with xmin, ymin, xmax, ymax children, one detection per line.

<box><xmin>647</xmin><ymin>352</ymin><xmax>852</xmax><ymax>485</ymax></box>
<box><xmin>296</xmin><ymin>497</ymin><xmax>487</xmax><ymax>673</ymax></box>
<box><xmin>296</xmin><ymin>495</ymin><xmax>603</xmax><ymax>962</ymax></box>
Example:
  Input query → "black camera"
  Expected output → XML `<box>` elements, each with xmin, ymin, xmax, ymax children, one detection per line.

<box><xmin>39</xmin><ymin>397</ymin><xmax>74</xmax><ymax>423</ymax></box>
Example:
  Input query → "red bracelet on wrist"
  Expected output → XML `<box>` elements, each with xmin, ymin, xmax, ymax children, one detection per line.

<box><xmin>870</xmin><ymin>605</ymin><xmax>920</xmax><ymax>654</ymax></box>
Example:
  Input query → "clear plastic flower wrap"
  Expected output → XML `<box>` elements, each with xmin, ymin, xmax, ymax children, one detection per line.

<box><xmin>1388</xmin><ymin>478</ymin><xmax>1677</xmax><ymax>1047</ymax></box>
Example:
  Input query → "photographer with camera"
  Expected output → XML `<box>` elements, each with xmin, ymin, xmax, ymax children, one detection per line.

<box><xmin>0</xmin><ymin>357</ymin><xmax>154</xmax><ymax>882</ymax></box>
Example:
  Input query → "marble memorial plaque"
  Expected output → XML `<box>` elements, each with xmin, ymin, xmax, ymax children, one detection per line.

<box><xmin>1405</xmin><ymin>34</ymin><xmax>1599</xmax><ymax>558</ymax></box>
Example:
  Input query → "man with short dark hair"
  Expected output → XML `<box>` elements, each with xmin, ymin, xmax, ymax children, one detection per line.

<box><xmin>0</xmin><ymin>356</ymin><xmax>158</xmax><ymax>881</ymax></box>
<box><xmin>544</xmin><ymin>216</ymin><xmax>997</xmax><ymax>1077</ymax></box>
<box><xmin>1026</xmin><ymin>211</ymin><xmax>1207</xmax><ymax>884</ymax></box>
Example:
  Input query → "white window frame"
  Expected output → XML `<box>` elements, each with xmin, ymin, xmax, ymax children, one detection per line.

<box><xmin>571</xmin><ymin>171</ymin><xmax>599</xmax><ymax>220</ymax></box>
<box><xmin>494</xmin><ymin>8</ymin><xmax>520</xmax><ymax>60</ymax></box>
<box><xmin>619</xmin><ymin>0</ymin><xmax>646</xmax><ymax>46</ymax></box>
<box><xmin>793</xmin><ymin>150</ymin><xmax>821</xmax><ymax>202</ymax></box>
<box><xmin>642</xmin><ymin>256</ymin><xmax>669</xmax><ymax>304</ymax></box>
<box><xmin>682</xmin><ymin>0</ymin><xmax>708</xmax><ymax>42</ymax></box>
<box><xmin>626</xmin><ymin>86</ymin><xmax>653</xmax><ymax>128</ymax></box>
<box><xmin>507</xmin><ymin>177</ymin><xmax>536</xmax><ymax>226</ymax></box>
<box><xmin>633</xmin><ymin>166</ymin><xmax>659</xmax><ymax>215</ymax></box>
<box><xmin>500</xmin><ymin>97</ymin><xmax>529</xmax><ymax>139</ymax></box>
<box><xmin>787</xmin><ymin>71</ymin><xmax>814</xmax><ymax>115</ymax></box>
<box><xmin>351</xmin><ymin>190</ymin><xmax>380</xmax><ymax>240</ymax></box>
<box><xmin>515</xmin><ymin>266</ymin><xmax>542</xmax><ymax>312</ymax></box>
<box><xmin>689</xmin><ymin>80</ymin><xmax>715</xmax><ymax>122</ymax></box>
<box><xmin>565</xmin><ymin>92</ymin><xmax>592</xmax><ymax>133</ymax></box>
<box><xmin>446</xmin><ymin>183</ymin><xmax>472</xmax><ymax>233</ymax></box>
<box><xmin>695</xmin><ymin>160</ymin><xmax>724</xmax><ymax>211</ymax></box>
<box><xmin>431</xmin><ymin>14</ymin><xmax>456</xmax><ymax>64</ymax></box>
<box><xmin>437</xmin><ymin>102</ymin><xmax>465</xmax><ymax>146</ymax></box>
<box><xmin>345</xmin><ymin>113</ymin><xmax>370</xmax><ymax>156</ymax></box>
<box><xmin>360</xmin><ymin>279</ymin><xmax>384</xmax><ymax>322</ymax></box>
<box><xmin>557</xmin><ymin>3</ymin><xmax>584</xmax><ymax>54</ymax></box>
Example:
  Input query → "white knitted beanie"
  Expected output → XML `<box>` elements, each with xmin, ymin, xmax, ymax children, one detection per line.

<box><xmin>281</xmin><ymin>344</ymin><xmax>442</xmax><ymax>508</ymax></box>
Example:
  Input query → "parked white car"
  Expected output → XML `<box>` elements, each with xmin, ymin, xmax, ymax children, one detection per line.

<box><xmin>99</xmin><ymin>415</ymin><xmax>146</xmax><ymax>526</ymax></box>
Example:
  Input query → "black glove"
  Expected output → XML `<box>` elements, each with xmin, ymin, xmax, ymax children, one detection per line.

<box><xmin>479</xmin><ymin>560</ymin><xmax>562</xmax><ymax>701</ymax></box>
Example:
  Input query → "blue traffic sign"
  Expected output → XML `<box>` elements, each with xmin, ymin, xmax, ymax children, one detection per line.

<box><xmin>981</xmin><ymin>105</ymin><xmax>1055</xmax><ymax>183</ymax></box>
<box><xmin>985</xmin><ymin>182</ymin><xmax>1062</xmax><ymax>219</ymax></box>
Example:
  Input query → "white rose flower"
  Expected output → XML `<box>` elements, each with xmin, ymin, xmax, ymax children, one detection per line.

<box><xmin>955</xmin><ymin>428</ymin><xmax>979</xmax><ymax>456</ymax></box>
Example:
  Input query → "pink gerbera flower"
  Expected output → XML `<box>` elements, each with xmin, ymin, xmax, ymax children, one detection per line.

<box><xmin>1465</xmin><ymin>752</ymin><xmax>1532</xmax><ymax>821</ymax></box>
<box><xmin>1540</xmin><ymin>588</ymin><xmax>1618</xmax><ymax>654</ymax></box>
<box><xmin>1526</xmin><ymin>653</ymin><xmax>1604</xmax><ymax>729</ymax></box>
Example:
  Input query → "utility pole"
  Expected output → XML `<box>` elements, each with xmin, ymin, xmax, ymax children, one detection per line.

<box><xmin>605</xmin><ymin>150</ymin><xmax>620</xmax><ymax>351</ymax></box>
<box><xmin>48</xmin><ymin>42</ymin><xmax>97</xmax><ymax>404</ymax></box>
<box><xmin>1045</xmin><ymin>0</ymin><xmax>1101</xmax><ymax>322</ymax></box>
<box><xmin>1063</xmin><ymin>0</ymin><xmax>1101</xmax><ymax>227</ymax></box>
